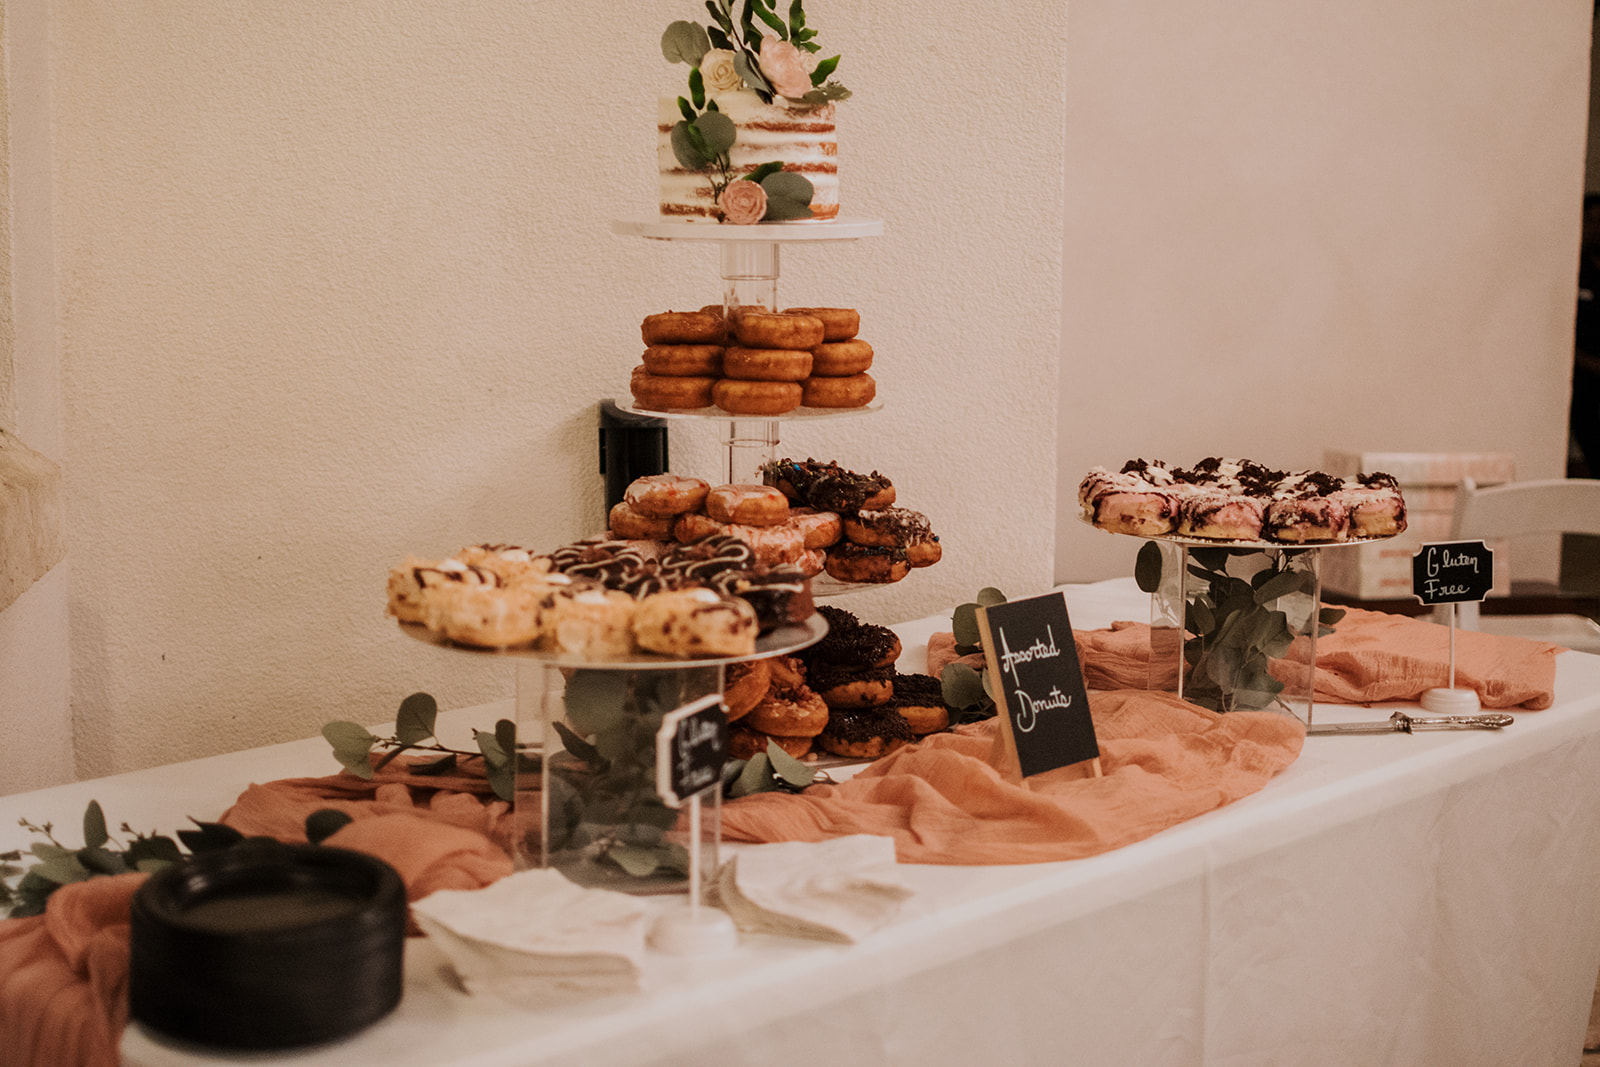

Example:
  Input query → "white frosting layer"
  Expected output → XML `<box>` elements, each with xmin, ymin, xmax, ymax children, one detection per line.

<box><xmin>658</xmin><ymin>91</ymin><xmax>839</xmax><ymax>221</ymax></box>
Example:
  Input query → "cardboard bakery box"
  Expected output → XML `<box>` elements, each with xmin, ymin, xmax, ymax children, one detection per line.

<box><xmin>1320</xmin><ymin>450</ymin><xmax>1514</xmax><ymax>601</ymax></box>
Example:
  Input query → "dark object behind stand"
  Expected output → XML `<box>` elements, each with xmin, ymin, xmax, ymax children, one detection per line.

<box><xmin>599</xmin><ymin>399</ymin><xmax>669</xmax><ymax>520</ymax></box>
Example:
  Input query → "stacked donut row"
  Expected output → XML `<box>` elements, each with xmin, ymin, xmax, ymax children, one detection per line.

<box><xmin>725</xmin><ymin>606</ymin><xmax>952</xmax><ymax>762</ymax></box>
<box><xmin>629</xmin><ymin>305</ymin><xmax>876</xmax><ymax>416</ymax></box>
<box><xmin>765</xmin><ymin>458</ymin><xmax>942</xmax><ymax>584</ymax></box>
<box><xmin>384</xmin><ymin>538</ymin><xmax>808</xmax><ymax>659</ymax></box>
<box><xmin>611</xmin><ymin>469</ymin><xmax>940</xmax><ymax>585</ymax></box>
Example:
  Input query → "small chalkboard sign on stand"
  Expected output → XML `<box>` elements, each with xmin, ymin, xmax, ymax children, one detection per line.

<box><xmin>1412</xmin><ymin>540</ymin><xmax>1494</xmax><ymax>715</ymax></box>
<box><xmin>651</xmin><ymin>694</ymin><xmax>736</xmax><ymax>955</ymax></box>
<box><xmin>974</xmin><ymin>590</ymin><xmax>1100</xmax><ymax>784</ymax></box>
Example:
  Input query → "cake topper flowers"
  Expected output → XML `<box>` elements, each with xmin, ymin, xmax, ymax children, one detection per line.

<box><xmin>662</xmin><ymin>0</ymin><xmax>851</xmax><ymax>222</ymax></box>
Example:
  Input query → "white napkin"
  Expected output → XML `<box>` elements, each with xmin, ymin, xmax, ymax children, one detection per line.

<box><xmin>715</xmin><ymin>834</ymin><xmax>914</xmax><ymax>943</ymax></box>
<box><xmin>411</xmin><ymin>868</ymin><xmax>650</xmax><ymax>1000</ymax></box>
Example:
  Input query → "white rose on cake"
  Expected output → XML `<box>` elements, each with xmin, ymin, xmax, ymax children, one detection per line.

<box><xmin>701</xmin><ymin>49</ymin><xmax>744</xmax><ymax>94</ymax></box>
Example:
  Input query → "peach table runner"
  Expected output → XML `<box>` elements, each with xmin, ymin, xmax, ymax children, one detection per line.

<box><xmin>928</xmin><ymin>607</ymin><xmax>1562</xmax><ymax>710</ymax></box>
<box><xmin>0</xmin><ymin>768</ymin><xmax>513</xmax><ymax>1067</ymax></box>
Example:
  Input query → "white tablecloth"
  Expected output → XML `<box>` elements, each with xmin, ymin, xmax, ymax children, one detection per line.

<box><xmin>6</xmin><ymin>580</ymin><xmax>1600</xmax><ymax>1067</ymax></box>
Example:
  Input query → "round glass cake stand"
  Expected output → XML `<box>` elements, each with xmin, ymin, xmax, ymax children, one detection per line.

<box><xmin>613</xmin><ymin>214</ymin><xmax>882</xmax><ymax>315</ymax></box>
<box><xmin>398</xmin><ymin>616</ymin><xmax>825</xmax><ymax>898</ymax></box>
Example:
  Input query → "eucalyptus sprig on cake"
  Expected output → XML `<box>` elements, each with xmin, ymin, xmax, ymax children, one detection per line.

<box><xmin>659</xmin><ymin>0</ymin><xmax>849</xmax><ymax>222</ymax></box>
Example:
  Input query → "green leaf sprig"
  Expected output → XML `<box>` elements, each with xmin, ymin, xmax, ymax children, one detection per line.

<box><xmin>0</xmin><ymin>801</ymin><xmax>349</xmax><ymax>919</ymax></box>
<box><xmin>939</xmin><ymin>587</ymin><xmax>1007</xmax><ymax>725</ymax></box>
<box><xmin>322</xmin><ymin>692</ymin><xmax>525</xmax><ymax>804</ymax></box>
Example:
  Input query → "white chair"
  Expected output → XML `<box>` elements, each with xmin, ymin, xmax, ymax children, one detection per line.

<box><xmin>1429</xmin><ymin>476</ymin><xmax>1600</xmax><ymax>653</ymax></box>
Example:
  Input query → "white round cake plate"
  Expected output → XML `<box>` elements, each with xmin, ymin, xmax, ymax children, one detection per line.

<box><xmin>397</xmin><ymin>614</ymin><xmax>825</xmax><ymax>670</ymax></box>
<box><xmin>613</xmin><ymin>399</ymin><xmax>883</xmax><ymax>423</ymax></box>
<box><xmin>612</xmin><ymin>215</ymin><xmax>884</xmax><ymax>242</ymax></box>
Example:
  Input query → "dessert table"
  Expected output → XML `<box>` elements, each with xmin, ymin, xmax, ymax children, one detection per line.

<box><xmin>7</xmin><ymin>579</ymin><xmax>1600</xmax><ymax>1066</ymax></box>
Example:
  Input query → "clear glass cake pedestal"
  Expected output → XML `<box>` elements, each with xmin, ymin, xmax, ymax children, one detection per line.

<box><xmin>1138</xmin><ymin>534</ymin><xmax>1388</xmax><ymax>728</ymax></box>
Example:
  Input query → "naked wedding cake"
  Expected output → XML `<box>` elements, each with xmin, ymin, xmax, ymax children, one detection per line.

<box><xmin>658</xmin><ymin>1</ymin><xmax>850</xmax><ymax>224</ymax></box>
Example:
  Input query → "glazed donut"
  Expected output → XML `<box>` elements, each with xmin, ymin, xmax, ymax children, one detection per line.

<box><xmin>824</xmin><ymin>542</ymin><xmax>910</xmax><ymax>584</ymax></box>
<box><xmin>672</xmin><ymin>511</ymin><xmax>725</xmax><ymax>545</ymax></box>
<box><xmin>608</xmin><ymin>500</ymin><xmax>676</xmax><ymax>541</ymax></box>
<box><xmin>733</xmin><ymin>309</ymin><xmax>824</xmax><ymax>350</ymax></box>
<box><xmin>809</xmin><ymin>339</ymin><xmax>873</xmax><ymax>377</ymax></box>
<box><xmin>784</xmin><ymin>307</ymin><xmax>860</xmax><ymax>342</ymax></box>
<box><xmin>722</xmin><ymin>346</ymin><xmax>813</xmax><ymax>382</ymax></box>
<box><xmin>727</xmin><ymin>522</ymin><xmax>806</xmax><ymax>566</ymax></box>
<box><xmin>630</xmin><ymin>366</ymin><xmax>715</xmax><ymax>411</ymax></box>
<box><xmin>730</xmin><ymin>726</ymin><xmax>813</xmax><ymax>762</ymax></box>
<box><xmin>788</xmin><ymin>506</ymin><xmax>843</xmax><ymax>548</ymax></box>
<box><xmin>706</xmin><ymin>483</ymin><xmax>791</xmax><ymax>526</ymax></box>
<box><xmin>843</xmin><ymin>507</ymin><xmax>942</xmax><ymax>568</ymax></box>
<box><xmin>712</xmin><ymin>378</ymin><xmax>802</xmax><ymax>416</ymax></box>
<box><xmin>808</xmin><ymin>662</ymin><xmax>895</xmax><ymax>709</ymax></box>
<box><xmin>816</xmin><ymin>707</ymin><xmax>914</xmax><ymax>760</ymax></box>
<box><xmin>624</xmin><ymin>474</ymin><xmax>710</xmax><ymax>518</ymax></box>
<box><xmin>642</xmin><ymin>344</ymin><xmax>723</xmax><ymax>378</ymax></box>
<box><xmin>796</xmin><ymin>547</ymin><xmax>826</xmax><ymax>577</ymax></box>
<box><xmin>722</xmin><ymin>658</ymin><xmax>772</xmax><ymax>721</ymax></box>
<box><xmin>642</xmin><ymin>309</ymin><xmax>726</xmax><ymax>345</ymax></box>
<box><xmin>745</xmin><ymin>684</ymin><xmax>830</xmax><ymax>737</ymax></box>
<box><xmin>633</xmin><ymin>587</ymin><xmax>758</xmax><ymax>658</ymax></box>
<box><xmin>801</xmin><ymin>372</ymin><xmax>876</xmax><ymax>409</ymax></box>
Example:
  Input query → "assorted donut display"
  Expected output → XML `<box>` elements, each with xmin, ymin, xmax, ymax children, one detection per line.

<box><xmin>1079</xmin><ymin>456</ymin><xmax>1408</xmax><ymax>543</ymax></box>
<box><xmin>630</xmin><ymin>305</ymin><xmax>876</xmax><ymax>416</ymax></box>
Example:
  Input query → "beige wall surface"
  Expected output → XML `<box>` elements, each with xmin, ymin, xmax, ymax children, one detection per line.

<box><xmin>1057</xmin><ymin>0</ymin><xmax>1593</xmax><ymax>584</ymax></box>
<box><xmin>5</xmin><ymin>0</ymin><xmax>1589</xmax><ymax>783</ymax></box>
<box><xmin>46</xmin><ymin>2</ymin><xmax>1062</xmax><ymax>776</ymax></box>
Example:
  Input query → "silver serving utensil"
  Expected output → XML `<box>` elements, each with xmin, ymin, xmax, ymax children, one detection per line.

<box><xmin>1306</xmin><ymin>710</ymin><xmax>1514</xmax><ymax>736</ymax></box>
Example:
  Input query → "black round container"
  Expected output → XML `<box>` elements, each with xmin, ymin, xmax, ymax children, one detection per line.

<box><xmin>129</xmin><ymin>841</ymin><xmax>407</xmax><ymax>1050</ymax></box>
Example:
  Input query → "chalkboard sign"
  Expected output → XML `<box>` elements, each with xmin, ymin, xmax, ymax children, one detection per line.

<box><xmin>1411</xmin><ymin>540</ymin><xmax>1494</xmax><ymax>606</ymax></box>
<box><xmin>655</xmin><ymin>694</ymin><xmax>729</xmax><ymax>808</ymax></box>
<box><xmin>976</xmin><ymin>592</ymin><xmax>1098</xmax><ymax>779</ymax></box>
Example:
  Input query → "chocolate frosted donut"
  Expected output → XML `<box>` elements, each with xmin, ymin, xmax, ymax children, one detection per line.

<box><xmin>806</xmin><ymin>605</ymin><xmax>901</xmax><ymax>668</ymax></box>
<box><xmin>807</xmin><ymin>662</ymin><xmax>894</xmax><ymax>709</ymax></box>
<box><xmin>815</xmin><ymin>706</ymin><xmax>914</xmax><ymax>760</ymax></box>
<box><xmin>889</xmin><ymin>671</ymin><xmax>950</xmax><ymax>735</ymax></box>
<box><xmin>765</xmin><ymin>458</ymin><xmax>894</xmax><ymax>514</ymax></box>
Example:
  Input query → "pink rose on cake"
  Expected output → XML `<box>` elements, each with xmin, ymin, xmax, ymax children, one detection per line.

<box><xmin>758</xmin><ymin>37</ymin><xmax>812</xmax><ymax>99</ymax></box>
<box><xmin>701</xmin><ymin>49</ymin><xmax>744</xmax><ymax>94</ymax></box>
<box><xmin>719</xmin><ymin>179</ymin><xmax>768</xmax><ymax>224</ymax></box>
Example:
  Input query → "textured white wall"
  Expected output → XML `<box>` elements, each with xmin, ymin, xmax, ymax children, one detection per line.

<box><xmin>1056</xmin><ymin>0</ymin><xmax>1592</xmax><ymax>583</ymax></box>
<box><xmin>49</xmin><ymin>2</ymin><xmax>1062</xmax><ymax>776</ymax></box>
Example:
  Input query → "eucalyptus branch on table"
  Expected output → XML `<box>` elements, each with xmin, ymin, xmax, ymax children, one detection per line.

<box><xmin>939</xmin><ymin>586</ymin><xmax>1006</xmax><ymax>725</ymax></box>
<box><xmin>0</xmin><ymin>802</ymin><xmax>353</xmax><ymax>920</ymax></box>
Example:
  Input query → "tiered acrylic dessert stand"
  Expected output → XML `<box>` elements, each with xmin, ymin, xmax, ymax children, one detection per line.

<box><xmin>393</xmin><ymin>217</ymin><xmax>887</xmax><ymax>911</ymax></box>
